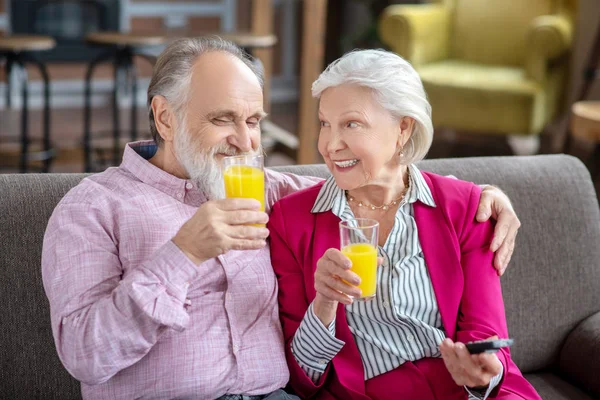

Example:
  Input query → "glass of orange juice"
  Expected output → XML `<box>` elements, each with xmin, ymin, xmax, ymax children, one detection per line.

<box><xmin>222</xmin><ymin>154</ymin><xmax>265</xmax><ymax>218</ymax></box>
<box><xmin>340</xmin><ymin>218</ymin><xmax>379</xmax><ymax>301</ymax></box>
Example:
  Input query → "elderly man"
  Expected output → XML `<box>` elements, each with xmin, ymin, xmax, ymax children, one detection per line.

<box><xmin>42</xmin><ymin>38</ymin><xmax>520</xmax><ymax>400</ymax></box>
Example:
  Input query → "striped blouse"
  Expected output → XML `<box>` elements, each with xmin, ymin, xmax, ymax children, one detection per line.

<box><xmin>290</xmin><ymin>164</ymin><xmax>501</xmax><ymax>399</ymax></box>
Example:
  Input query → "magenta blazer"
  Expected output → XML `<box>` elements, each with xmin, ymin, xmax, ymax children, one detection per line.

<box><xmin>268</xmin><ymin>172</ymin><xmax>541</xmax><ymax>400</ymax></box>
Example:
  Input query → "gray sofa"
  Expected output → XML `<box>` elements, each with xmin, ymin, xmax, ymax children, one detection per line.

<box><xmin>1</xmin><ymin>155</ymin><xmax>599</xmax><ymax>400</ymax></box>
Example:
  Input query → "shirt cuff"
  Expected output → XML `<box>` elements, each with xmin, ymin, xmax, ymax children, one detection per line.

<box><xmin>141</xmin><ymin>240</ymin><xmax>199</xmax><ymax>302</ymax></box>
<box><xmin>465</xmin><ymin>363</ymin><xmax>504</xmax><ymax>399</ymax></box>
<box><xmin>291</xmin><ymin>302</ymin><xmax>345</xmax><ymax>375</ymax></box>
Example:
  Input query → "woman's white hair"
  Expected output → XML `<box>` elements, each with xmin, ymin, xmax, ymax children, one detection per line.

<box><xmin>312</xmin><ymin>49</ymin><xmax>433</xmax><ymax>164</ymax></box>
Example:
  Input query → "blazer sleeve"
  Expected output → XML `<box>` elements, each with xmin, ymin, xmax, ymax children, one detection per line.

<box><xmin>268</xmin><ymin>201</ymin><xmax>333</xmax><ymax>398</ymax></box>
<box><xmin>455</xmin><ymin>185</ymin><xmax>510</xmax><ymax>397</ymax></box>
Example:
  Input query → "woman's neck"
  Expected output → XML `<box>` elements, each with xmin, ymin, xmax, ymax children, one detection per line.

<box><xmin>347</xmin><ymin>165</ymin><xmax>409</xmax><ymax>207</ymax></box>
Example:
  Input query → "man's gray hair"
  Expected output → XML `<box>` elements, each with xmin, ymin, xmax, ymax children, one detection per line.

<box><xmin>147</xmin><ymin>37</ymin><xmax>264</xmax><ymax>145</ymax></box>
<box><xmin>311</xmin><ymin>49</ymin><xmax>434</xmax><ymax>164</ymax></box>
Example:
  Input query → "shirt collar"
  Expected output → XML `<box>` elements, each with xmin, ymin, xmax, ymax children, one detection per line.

<box><xmin>311</xmin><ymin>164</ymin><xmax>436</xmax><ymax>214</ymax></box>
<box><xmin>120</xmin><ymin>140</ymin><xmax>205</xmax><ymax>203</ymax></box>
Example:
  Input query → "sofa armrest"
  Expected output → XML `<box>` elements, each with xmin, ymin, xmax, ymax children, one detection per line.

<box><xmin>378</xmin><ymin>4</ymin><xmax>451</xmax><ymax>67</ymax></box>
<box><xmin>525</xmin><ymin>14</ymin><xmax>573</xmax><ymax>82</ymax></box>
<box><xmin>559</xmin><ymin>311</ymin><xmax>600</xmax><ymax>396</ymax></box>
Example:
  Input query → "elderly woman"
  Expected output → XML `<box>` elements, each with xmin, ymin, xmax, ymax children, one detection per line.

<box><xmin>268</xmin><ymin>50</ymin><xmax>540</xmax><ymax>400</ymax></box>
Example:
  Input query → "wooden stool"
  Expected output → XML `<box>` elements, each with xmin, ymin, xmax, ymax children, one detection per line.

<box><xmin>571</xmin><ymin>101</ymin><xmax>600</xmax><ymax>182</ymax></box>
<box><xmin>83</xmin><ymin>32</ymin><xmax>167</xmax><ymax>172</ymax></box>
<box><xmin>0</xmin><ymin>35</ymin><xmax>56</xmax><ymax>172</ymax></box>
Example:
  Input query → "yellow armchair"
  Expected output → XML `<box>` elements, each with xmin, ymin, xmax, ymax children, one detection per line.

<box><xmin>379</xmin><ymin>0</ymin><xmax>576</xmax><ymax>155</ymax></box>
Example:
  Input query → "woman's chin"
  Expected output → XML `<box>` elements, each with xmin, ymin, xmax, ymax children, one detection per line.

<box><xmin>332</xmin><ymin>173</ymin><xmax>363</xmax><ymax>191</ymax></box>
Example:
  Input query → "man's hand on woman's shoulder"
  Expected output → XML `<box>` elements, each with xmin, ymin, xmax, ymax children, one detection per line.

<box><xmin>476</xmin><ymin>185</ymin><xmax>521</xmax><ymax>276</ymax></box>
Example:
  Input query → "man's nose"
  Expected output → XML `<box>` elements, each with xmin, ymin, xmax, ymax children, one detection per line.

<box><xmin>229</xmin><ymin>122</ymin><xmax>254</xmax><ymax>153</ymax></box>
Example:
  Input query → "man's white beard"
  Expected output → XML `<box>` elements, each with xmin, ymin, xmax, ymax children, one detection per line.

<box><xmin>173</xmin><ymin>123</ymin><xmax>261</xmax><ymax>201</ymax></box>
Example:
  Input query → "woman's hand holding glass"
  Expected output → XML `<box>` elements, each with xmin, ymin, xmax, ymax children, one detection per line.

<box><xmin>313</xmin><ymin>249</ymin><xmax>384</xmax><ymax>327</ymax></box>
<box><xmin>313</xmin><ymin>249</ymin><xmax>363</xmax><ymax>326</ymax></box>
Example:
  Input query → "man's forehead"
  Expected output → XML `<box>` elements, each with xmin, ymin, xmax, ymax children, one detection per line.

<box><xmin>190</xmin><ymin>51</ymin><xmax>261</xmax><ymax>89</ymax></box>
<box><xmin>188</xmin><ymin>52</ymin><xmax>263</xmax><ymax>111</ymax></box>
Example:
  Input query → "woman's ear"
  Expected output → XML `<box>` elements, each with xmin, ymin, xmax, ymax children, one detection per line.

<box><xmin>397</xmin><ymin>117</ymin><xmax>416</xmax><ymax>149</ymax></box>
<box><xmin>151</xmin><ymin>95</ymin><xmax>177</xmax><ymax>143</ymax></box>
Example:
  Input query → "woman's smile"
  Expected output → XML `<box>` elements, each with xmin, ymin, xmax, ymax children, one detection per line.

<box><xmin>333</xmin><ymin>159</ymin><xmax>360</xmax><ymax>172</ymax></box>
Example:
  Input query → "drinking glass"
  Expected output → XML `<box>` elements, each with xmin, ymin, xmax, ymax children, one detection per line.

<box><xmin>222</xmin><ymin>154</ymin><xmax>265</xmax><ymax>214</ymax></box>
<box><xmin>339</xmin><ymin>218</ymin><xmax>379</xmax><ymax>300</ymax></box>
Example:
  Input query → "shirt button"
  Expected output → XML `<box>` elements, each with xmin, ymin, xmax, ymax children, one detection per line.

<box><xmin>319</xmin><ymin>360</ymin><xmax>327</xmax><ymax>365</ymax></box>
<box><xmin>185</xmin><ymin>298</ymin><xmax>192</xmax><ymax>306</ymax></box>
<box><xmin>185</xmin><ymin>182</ymin><xmax>193</xmax><ymax>190</ymax></box>
<box><xmin>233</xmin><ymin>343</ymin><xmax>240</xmax><ymax>352</ymax></box>
<box><xmin>184</xmin><ymin>281</ymin><xmax>190</xmax><ymax>288</ymax></box>
<box><xmin>382</xmin><ymin>301</ymin><xmax>389</xmax><ymax>308</ymax></box>
<box><xmin>176</xmin><ymin>193</ymin><xmax>183</xmax><ymax>199</ymax></box>
<box><xmin>407</xmin><ymin>334</ymin><xmax>414</xmax><ymax>342</ymax></box>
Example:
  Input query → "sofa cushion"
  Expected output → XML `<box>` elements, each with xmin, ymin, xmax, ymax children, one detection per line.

<box><xmin>1</xmin><ymin>155</ymin><xmax>598</xmax><ymax>399</ymax></box>
<box><xmin>0</xmin><ymin>174</ymin><xmax>87</xmax><ymax>399</ymax></box>
<box><xmin>525</xmin><ymin>373</ymin><xmax>596</xmax><ymax>400</ymax></box>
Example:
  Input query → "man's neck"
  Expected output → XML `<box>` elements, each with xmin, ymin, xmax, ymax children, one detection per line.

<box><xmin>149</xmin><ymin>145</ymin><xmax>189</xmax><ymax>180</ymax></box>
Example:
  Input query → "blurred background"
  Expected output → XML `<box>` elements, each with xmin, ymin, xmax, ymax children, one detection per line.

<box><xmin>0</xmin><ymin>0</ymin><xmax>598</xmax><ymax>194</ymax></box>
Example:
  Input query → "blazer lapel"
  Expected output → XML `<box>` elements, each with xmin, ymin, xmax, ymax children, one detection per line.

<box><xmin>413</xmin><ymin>173</ymin><xmax>463</xmax><ymax>340</ymax></box>
<box><xmin>313</xmin><ymin>211</ymin><xmax>369</xmax><ymax>400</ymax></box>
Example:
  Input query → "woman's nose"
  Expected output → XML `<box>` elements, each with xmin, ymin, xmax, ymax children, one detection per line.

<box><xmin>326</xmin><ymin>129</ymin><xmax>344</xmax><ymax>154</ymax></box>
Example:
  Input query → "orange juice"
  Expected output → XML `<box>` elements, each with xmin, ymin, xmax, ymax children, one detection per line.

<box><xmin>223</xmin><ymin>165</ymin><xmax>265</xmax><ymax>211</ymax></box>
<box><xmin>341</xmin><ymin>243</ymin><xmax>377</xmax><ymax>299</ymax></box>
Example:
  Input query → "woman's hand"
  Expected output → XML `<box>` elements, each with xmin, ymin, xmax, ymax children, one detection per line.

<box><xmin>440</xmin><ymin>337</ymin><xmax>503</xmax><ymax>390</ymax></box>
<box><xmin>476</xmin><ymin>185</ymin><xmax>521</xmax><ymax>276</ymax></box>
<box><xmin>313</xmin><ymin>249</ymin><xmax>362</xmax><ymax>327</ymax></box>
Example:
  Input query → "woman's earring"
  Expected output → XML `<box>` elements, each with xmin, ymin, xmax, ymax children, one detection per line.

<box><xmin>399</xmin><ymin>146</ymin><xmax>404</xmax><ymax>158</ymax></box>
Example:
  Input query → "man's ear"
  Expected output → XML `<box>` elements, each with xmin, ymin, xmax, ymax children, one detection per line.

<box><xmin>151</xmin><ymin>95</ymin><xmax>177</xmax><ymax>143</ymax></box>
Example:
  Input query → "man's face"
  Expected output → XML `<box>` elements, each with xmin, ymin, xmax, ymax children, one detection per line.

<box><xmin>173</xmin><ymin>51</ymin><xmax>265</xmax><ymax>199</ymax></box>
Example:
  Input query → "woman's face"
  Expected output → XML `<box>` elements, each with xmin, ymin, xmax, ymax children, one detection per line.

<box><xmin>318</xmin><ymin>84</ymin><xmax>413</xmax><ymax>190</ymax></box>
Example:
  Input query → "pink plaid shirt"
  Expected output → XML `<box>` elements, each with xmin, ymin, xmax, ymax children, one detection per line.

<box><xmin>42</xmin><ymin>141</ymin><xmax>320</xmax><ymax>400</ymax></box>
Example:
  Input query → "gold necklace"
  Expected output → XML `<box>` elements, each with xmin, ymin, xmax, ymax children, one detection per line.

<box><xmin>346</xmin><ymin>176</ymin><xmax>410</xmax><ymax>211</ymax></box>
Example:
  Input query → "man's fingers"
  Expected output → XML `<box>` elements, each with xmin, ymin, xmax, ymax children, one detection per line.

<box><xmin>494</xmin><ymin>237</ymin><xmax>515</xmax><ymax>274</ymax></box>
<box><xmin>227</xmin><ymin>225</ymin><xmax>270</xmax><ymax>240</ymax></box>
<box><xmin>223</xmin><ymin>210</ymin><xmax>269</xmax><ymax>225</ymax></box>
<box><xmin>228</xmin><ymin>239</ymin><xmax>267</xmax><ymax>251</ymax></box>
<box><xmin>476</xmin><ymin>191</ymin><xmax>494</xmax><ymax>222</ymax></box>
<box><xmin>215</xmin><ymin>197</ymin><xmax>263</xmax><ymax>211</ymax></box>
<box><xmin>490</xmin><ymin>223</ymin><xmax>509</xmax><ymax>252</ymax></box>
